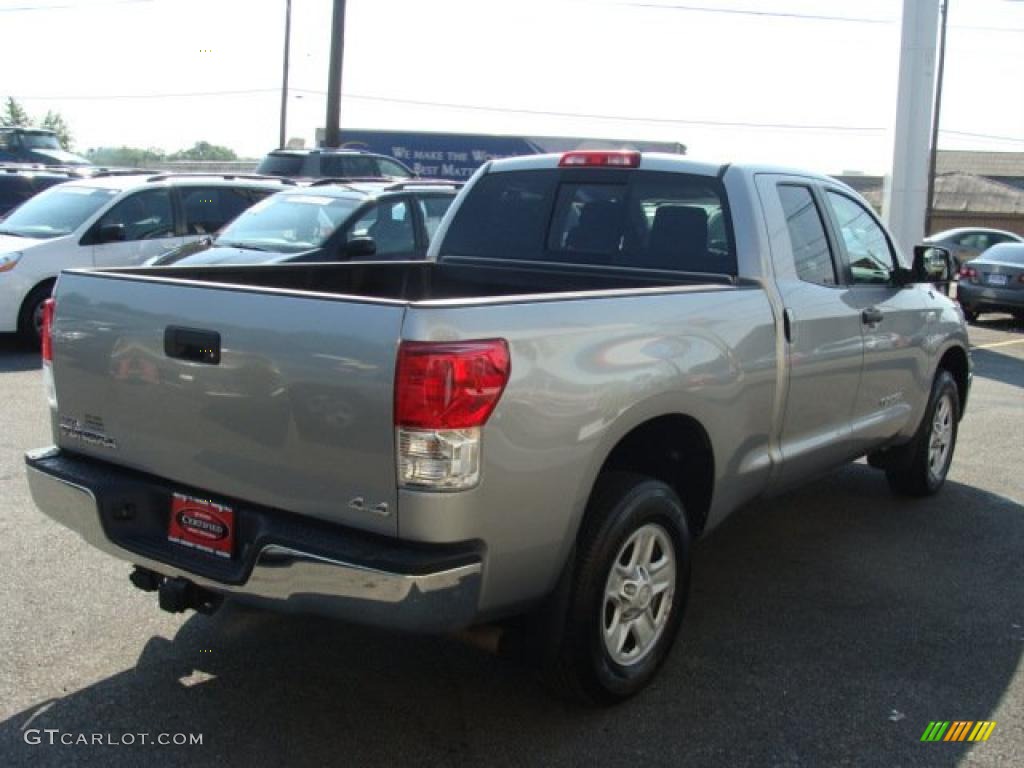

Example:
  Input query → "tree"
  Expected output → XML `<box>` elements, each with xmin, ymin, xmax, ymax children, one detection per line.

<box><xmin>40</xmin><ymin>110</ymin><xmax>73</xmax><ymax>150</ymax></box>
<box><xmin>85</xmin><ymin>146</ymin><xmax>166</xmax><ymax>167</ymax></box>
<box><xmin>1</xmin><ymin>96</ymin><xmax>32</xmax><ymax>128</ymax></box>
<box><xmin>2</xmin><ymin>96</ymin><xmax>75</xmax><ymax>150</ymax></box>
<box><xmin>167</xmin><ymin>141</ymin><xmax>237</xmax><ymax>162</ymax></box>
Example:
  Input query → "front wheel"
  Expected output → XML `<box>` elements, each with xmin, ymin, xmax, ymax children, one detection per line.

<box><xmin>885</xmin><ymin>370</ymin><xmax>960</xmax><ymax>496</ymax></box>
<box><xmin>544</xmin><ymin>472</ymin><xmax>691</xmax><ymax>705</ymax></box>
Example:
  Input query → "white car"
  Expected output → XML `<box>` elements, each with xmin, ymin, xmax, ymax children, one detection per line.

<box><xmin>0</xmin><ymin>173</ymin><xmax>289</xmax><ymax>343</ymax></box>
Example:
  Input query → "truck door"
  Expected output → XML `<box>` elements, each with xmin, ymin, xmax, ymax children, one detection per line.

<box><xmin>821</xmin><ymin>188</ymin><xmax>932</xmax><ymax>447</ymax></box>
<box><xmin>756</xmin><ymin>175</ymin><xmax>865</xmax><ymax>485</ymax></box>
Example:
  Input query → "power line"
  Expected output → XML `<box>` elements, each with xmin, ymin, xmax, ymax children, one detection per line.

<box><xmin>0</xmin><ymin>0</ymin><xmax>156</xmax><ymax>11</ymax></box>
<box><xmin>14</xmin><ymin>88</ymin><xmax>279</xmax><ymax>100</ymax></box>
<box><xmin>942</xmin><ymin>130</ymin><xmax>1024</xmax><ymax>145</ymax></box>
<box><xmin>950</xmin><ymin>24</ymin><xmax>1024</xmax><ymax>33</ymax></box>
<box><xmin>332</xmin><ymin>91</ymin><xmax>890</xmax><ymax>133</ymax></box>
<box><xmin>13</xmin><ymin>87</ymin><xmax>1022</xmax><ymax>145</ymax></box>
<box><xmin>617</xmin><ymin>2</ymin><xmax>892</xmax><ymax>24</ymax></box>
<box><xmin>12</xmin><ymin>86</ymin><xmax>888</xmax><ymax>133</ymax></box>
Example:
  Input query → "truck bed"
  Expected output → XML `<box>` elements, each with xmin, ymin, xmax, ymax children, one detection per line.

<box><xmin>117</xmin><ymin>258</ymin><xmax>736</xmax><ymax>304</ymax></box>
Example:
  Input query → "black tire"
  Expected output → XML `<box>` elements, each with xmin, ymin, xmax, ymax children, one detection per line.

<box><xmin>544</xmin><ymin>472</ymin><xmax>691</xmax><ymax>705</ymax></box>
<box><xmin>17</xmin><ymin>282</ymin><xmax>54</xmax><ymax>348</ymax></box>
<box><xmin>961</xmin><ymin>306</ymin><xmax>979</xmax><ymax>324</ymax></box>
<box><xmin>885</xmin><ymin>370</ymin><xmax>960</xmax><ymax>497</ymax></box>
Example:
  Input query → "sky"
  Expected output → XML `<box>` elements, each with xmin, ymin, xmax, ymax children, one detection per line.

<box><xmin>1</xmin><ymin>0</ymin><xmax>1022</xmax><ymax>174</ymax></box>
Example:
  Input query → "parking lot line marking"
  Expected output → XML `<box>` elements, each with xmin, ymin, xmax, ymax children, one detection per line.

<box><xmin>973</xmin><ymin>338</ymin><xmax>1024</xmax><ymax>350</ymax></box>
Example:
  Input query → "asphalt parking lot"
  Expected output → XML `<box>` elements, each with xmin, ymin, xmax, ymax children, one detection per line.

<box><xmin>1</xmin><ymin>316</ymin><xmax>1021</xmax><ymax>768</ymax></box>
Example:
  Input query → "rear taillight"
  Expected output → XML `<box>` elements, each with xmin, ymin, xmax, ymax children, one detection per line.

<box><xmin>41</xmin><ymin>298</ymin><xmax>57</xmax><ymax>410</ymax></box>
<box><xmin>41</xmin><ymin>298</ymin><xmax>55</xmax><ymax>362</ymax></box>
<box><xmin>395</xmin><ymin>339</ymin><xmax>510</xmax><ymax>490</ymax></box>
<box><xmin>559</xmin><ymin>150</ymin><xmax>641</xmax><ymax>168</ymax></box>
<box><xmin>958</xmin><ymin>266</ymin><xmax>977</xmax><ymax>282</ymax></box>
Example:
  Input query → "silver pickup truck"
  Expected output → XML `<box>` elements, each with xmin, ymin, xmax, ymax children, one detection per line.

<box><xmin>27</xmin><ymin>151</ymin><xmax>970</xmax><ymax>704</ymax></box>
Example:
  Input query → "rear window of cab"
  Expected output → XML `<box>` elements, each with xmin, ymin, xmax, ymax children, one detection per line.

<box><xmin>442</xmin><ymin>169</ymin><xmax>735</xmax><ymax>275</ymax></box>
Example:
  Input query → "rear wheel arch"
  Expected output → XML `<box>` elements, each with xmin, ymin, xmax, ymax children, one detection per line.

<box><xmin>936</xmin><ymin>344</ymin><xmax>970</xmax><ymax>419</ymax></box>
<box><xmin>586</xmin><ymin>414</ymin><xmax>715</xmax><ymax>540</ymax></box>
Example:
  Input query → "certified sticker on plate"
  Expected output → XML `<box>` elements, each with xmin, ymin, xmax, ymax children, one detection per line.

<box><xmin>168</xmin><ymin>493</ymin><xmax>235</xmax><ymax>559</ymax></box>
<box><xmin>987</xmin><ymin>273</ymin><xmax>1008</xmax><ymax>286</ymax></box>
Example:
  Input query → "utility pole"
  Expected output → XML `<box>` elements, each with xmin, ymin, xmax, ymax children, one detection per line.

<box><xmin>925</xmin><ymin>0</ymin><xmax>950</xmax><ymax>236</ymax></box>
<box><xmin>882</xmin><ymin>0</ymin><xmax>941</xmax><ymax>255</ymax></box>
<box><xmin>324</xmin><ymin>0</ymin><xmax>347</xmax><ymax>148</ymax></box>
<box><xmin>278</xmin><ymin>0</ymin><xmax>292</xmax><ymax>149</ymax></box>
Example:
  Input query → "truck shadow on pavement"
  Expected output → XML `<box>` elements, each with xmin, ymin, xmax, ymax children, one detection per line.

<box><xmin>971</xmin><ymin>347</ymin><xmax>1024</xmax><ymax>390</ymax></box>
<box><xmin>0</xmin><ymin>333</ymin><xmax>39</xmax><ymax>373</ymax></box>
<box><xmin>2</xmin><ymin>464</ymin><xmax>1021</xmax><ymax>768</ymax></box>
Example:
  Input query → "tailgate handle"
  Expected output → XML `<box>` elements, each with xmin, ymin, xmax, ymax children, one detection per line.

<box><xmin>164</xmin><ymin>326</ymin><xmax>221</xmax><ymax>365</ymax></box>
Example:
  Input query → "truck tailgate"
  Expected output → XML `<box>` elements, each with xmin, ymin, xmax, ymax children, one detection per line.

<box><xmin>50</xmin><ymin>272</ymin><xmax>404</xmax><ymax>536</ymax></box>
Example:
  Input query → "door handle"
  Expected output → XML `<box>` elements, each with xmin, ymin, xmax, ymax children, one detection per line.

<box><xmin>164</xmin><ymin>326</ymin><xmax>221</xmax><ymax>364</ymax></box>
<box><xmin>861</xmin><ymin>307</ymin><xmax>884</xmax><ymax>325</ymax></box>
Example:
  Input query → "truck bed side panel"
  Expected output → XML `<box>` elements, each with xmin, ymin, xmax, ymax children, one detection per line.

<box><xmin>398</xmin><ymin>286</ymin><xmax>778</xmax><ymax>613</ymax></box>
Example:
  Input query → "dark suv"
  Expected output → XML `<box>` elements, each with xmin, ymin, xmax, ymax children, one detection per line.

<box><xmin>255</xmin><ymin>148</ymin><xmax>415</xmax><ymax>180</ymax></box>
<box><xmin>0</xmin><ymin>167</ymin><xmax>83</xmax><ymax>217</ymax></box>
<box><xmin>0</xmin><ymin>128</ymin><xmax>91</xmax><ymax>166</ymax></box>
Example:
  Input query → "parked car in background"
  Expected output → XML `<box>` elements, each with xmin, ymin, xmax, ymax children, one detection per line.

<box><xmin>0</xmin><ymin>128</ymin><xmax>91</xmax><ymax>166</ymax></box>
<box><xmin>0</xmin><ymin>173</ymin><xmax>290</xmax><ymax>344</ymax></box>
<box><xmin>150</xmin><ymin>180</ymin><xmax>459</xmax><ymax>266</ymax></box>
<box><xmin>255</xmin><ymin>147</ymin><xmax>416</xmax><ymax>180</ymax></box>
<box><xmin>0</xmin><ymin>166</ymin><xmax>79</xmax><ymax>218</ymax></box>
<box><xmin>956</xmin><ymin>242</ymin><xmax>1024</xmax><ymax>323</ymax></box>
<box><xmin>925</xmin><ymin>227</ymin><xmax>1023</xmax><ymax>268</ymax></box>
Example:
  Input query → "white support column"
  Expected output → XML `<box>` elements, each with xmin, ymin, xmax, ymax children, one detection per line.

<box><xmin>882</xmin><ymin>0</ymin><xmax>941</xmax><ymax>257</ymax></box>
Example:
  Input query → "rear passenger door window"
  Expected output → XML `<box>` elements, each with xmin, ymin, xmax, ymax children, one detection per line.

<box><xmin>347</xmin><ymin>198</ymin><xmax>416</xmax><ymax>258</ymax></box>
<box><xmin>95</xmin><ymin>189</ymin><xmax>175</xmax><ymax>241</ymax></box>
<box><xmin>825</xmin><ymin>191</ymin><xmax>894</xmax><ymax>284</ymax></box>
<box><xmin>777</xmin><ymin>185</ymin><xmax>837</xmax><ymax>286</ymax></box>
<box><xmin>180</xmin><ymin>186</ymin><xmax>256</xmax><ymax>235</ymax></box>
<box><xmin>415</xmin><ymin>194</ymin><xmax>454</xmax><ymax>242</ymax></box>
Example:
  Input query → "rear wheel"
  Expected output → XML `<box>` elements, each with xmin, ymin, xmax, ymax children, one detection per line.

<box><xmin>17</xmin><ymin>282</ymin><xmax>53</xmax><ymax>348</ymax></box>
<box><xmin>960</xmin><ymin>306</ymin><xmax>979</xmax><ymax>324</ymax></box>
<box><xmin>885</xmin><ymin>370</ymin><xmax>960</xmax><ymax>496</ymax></box>
<box><xmin>544</xmin><ymin>472</ymin><xmax>691</xmax><ymax>705</ymax></box>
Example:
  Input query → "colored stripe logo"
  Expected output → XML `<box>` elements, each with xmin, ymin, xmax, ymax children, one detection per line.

<box><xmin>920</xmin><ymin>721</ymin><xmax>997</xmax><ymax>742</ymax></box>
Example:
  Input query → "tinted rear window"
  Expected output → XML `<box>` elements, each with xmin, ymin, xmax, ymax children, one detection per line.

<box><xmin>320</xmin><ymin>155</ymin><xmax>378</xmax><ymax>177</ymax></box>
<box><xmin>0</xmin><ymin>176</ymin><xmax>33</xmax><ymax>211</ymax></box>
<box><xmin>985</xmin><ymin>244</ymin><xmax>1024</xmax><ymax>265</ymax></box>
<box><xmin>256</xmin><ymin>153</ymin><xmax>305</xmax><ymax>176</ymax></box>
<box><xmin>442</xmin><ymin>169</ymin><xmax>735</xmax><ymax>274</ymax></box>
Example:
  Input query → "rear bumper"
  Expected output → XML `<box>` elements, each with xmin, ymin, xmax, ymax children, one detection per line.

<box><xmin>957</xmin><ymin>282</ymin><xmax>1024</xmax><ymax>313</ymax></box>
<box><xmin>25</xmin><ymin>448</ymin><xmax>483</xmax><ymax>632</ymax></box>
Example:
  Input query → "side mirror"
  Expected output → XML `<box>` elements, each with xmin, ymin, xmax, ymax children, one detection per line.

<box><xmin>97</xmin><ymin>223</ymin><xmax>126</xmax><ymax>244</ymax></box>
<box><xmin>896</xmin><ymin>245</ymin><xmax>952</xmax><ymax>285</ymax></box>
<box><xmin>913</xmin><ymin>244</ymin><xmax>953</xmax><ymax>282</ymax></box>
<box><xmin>343</xmin><ymin>236</ymin><xmax>376</xmax><ymax>259</ymax></box>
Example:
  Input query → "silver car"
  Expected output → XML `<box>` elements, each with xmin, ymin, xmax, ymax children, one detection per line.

<box><xmin>956</xmin><ymin>242</ymin><xmax>1024</xmax><ymax>323</ymax></box>
<box><xmin>925</xmin><ymin>227</ymin><xmax>1022</xmax><ymax>269</ymax></box>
